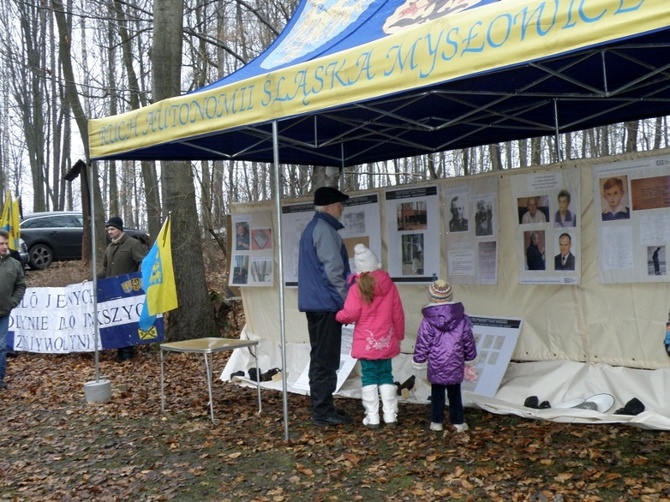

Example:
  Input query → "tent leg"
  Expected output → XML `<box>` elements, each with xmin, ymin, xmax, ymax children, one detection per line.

<box><xmin>273</xmin><ymin>121</ymin><xmax>290</xmax><ymax>442</ymax></box>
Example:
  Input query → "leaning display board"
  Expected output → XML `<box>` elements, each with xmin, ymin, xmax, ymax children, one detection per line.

<box><xmin>411</xmin><ymin>316</ymin><xmax>522</xmax><ymax>400</ymax></box>
<box><xmin>594</xmin><ymin>155</ymin><xmax>670</xmax><ymax>283</ymax></box>
<box><xmin>462</xmin><ymin>316</ymin><xmax>523</xmax><ymax>398</ymax></box>
<box><xmin>293</xmin><ymin>324</ymin><xmax>356</xmax><ymax>394</ymax></box>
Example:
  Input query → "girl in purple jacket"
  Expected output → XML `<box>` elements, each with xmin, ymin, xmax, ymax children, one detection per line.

<box><xmin>413</xmin><ymin>280</ymin><xmax>477</xmax><ymax>433</ymax></box>
<box><xmin>336</xmin><ymin>244</ymin><xmax>405</xmax><ymax>428</ymax></box>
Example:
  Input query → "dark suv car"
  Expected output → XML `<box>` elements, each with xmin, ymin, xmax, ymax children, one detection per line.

<box><xmin>21</xmin><ymin>211</ymin><xmax>150</xmax><ymax>269</ymax></box>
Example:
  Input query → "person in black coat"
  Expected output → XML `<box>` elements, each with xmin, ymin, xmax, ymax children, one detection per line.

<box><xmin>526</xmin><ymin>232</ymin><xmax>545</xmax><ymax>271</ymax></box>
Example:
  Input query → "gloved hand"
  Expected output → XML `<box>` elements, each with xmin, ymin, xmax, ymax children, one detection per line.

<box><xmin>464</xmin><ymin>365</ymin><xmax>478</xmax><ymax>382</ymax></box>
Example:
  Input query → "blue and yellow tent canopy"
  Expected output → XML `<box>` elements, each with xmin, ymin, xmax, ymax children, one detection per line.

<box><xmin>89</xmin><ymin>0</ymin><xmax>670</xmax><ymax>166</ymax></box>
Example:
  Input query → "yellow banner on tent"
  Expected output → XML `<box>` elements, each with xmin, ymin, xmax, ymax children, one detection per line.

<box><xmin>89</xmin><ymin>0</ymin><xmax>669</xmax><ymax>160</ymax></box>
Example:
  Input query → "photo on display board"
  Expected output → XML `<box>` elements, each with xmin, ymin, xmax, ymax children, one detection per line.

<box><xmin>448</xmin><ymin>195</ymin><xmax>469</xmax><ymax>232</ymax></box>
<box><xmin>524</xmin><ymin>230</ymin><xmax>546</xmax><ymax>271</ymax></box>
<box><xmin>474</xmin><ymin>198</ymin><xmax>493</xmax><ymax>236</ymax></box>
<box><xmin>396</xmin><ymin>201</ymin><xmax>427</xmax><ymax>231</ymax></box>
<box><xmin>647</xmin><ymin>245</ymin><xmax>666</xmax><ymax>277</ymax></box>
<box><xmin>235</xmin><ymin>221</ymin><xmax>251</xmax><ymax>250</ymax></box>
<box><xmin>599</xmin><ymin>175</ymin><xmax>631</xmax><ymax>221</ymax></box>
<box><xmin>478</xmin><ymin>241</ymin><xmax>497</xmax><ymax>284</ymax></box>
<box><xmin>251</xmin><ymin>228</ymin><xmax>272</xmax><ymax>250</ymax></box>
<box><xmin>232</xmin><ymin>255</ymin><xmax>249</xmax><ymax>284</ymax></box>
<box><xmin>554</xmin><ymin>232</ymin><xmax>576</xmax><ymax>272</ymax></box>
<box><xmin>553</xmin><ymin>189</ymin><xmax>577</xmax><ymax>228</ymax></box>
<box><xmin>402</xmin><ymin>233</ymin><xmax>424</xmax><ymax>275</ymax></box>
<box><xmin>517</xmin><ymin>195</ymin><xmax>550</xmax><ymax>225</ymax></box>
<box><xmin>250</xmin><ymin>257</ymin><xmax>273</xmax><ymax>283</ymax></box>
<box><xmin>342</xmin><ymin>209</ymin><xmax>366</xmax><ymax>234</ymax></box>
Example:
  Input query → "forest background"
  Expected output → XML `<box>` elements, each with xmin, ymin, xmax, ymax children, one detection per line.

<box><xmin>1</xmin><ymin>0</ymin><xmax>670</xmax><ymax>342</ymax></box>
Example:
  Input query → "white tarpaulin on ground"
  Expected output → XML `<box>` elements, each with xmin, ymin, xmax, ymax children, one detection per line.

<box><xmin>222</xmin><ymin>330</ymin><xmax>670</xmax><ymax>430</ymax></box>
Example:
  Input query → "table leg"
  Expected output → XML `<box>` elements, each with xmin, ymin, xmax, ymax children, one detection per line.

<box><xmin>160</xmin><ymin>348</ymin><xmax>165</xmax><ymax>412</ymax></box>
<box><xmin>204</xmin><ymin>352</ymin><xmax>215</xmax><ymax>423</ymax></box>
<box><xmin>251</xmin><ymin>345</ymin><xmax>262</xmax><ymax>414</ymax></box>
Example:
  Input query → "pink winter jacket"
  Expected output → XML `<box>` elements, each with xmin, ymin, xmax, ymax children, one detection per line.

<box><xmin>336</xmin><ymin>270</ymin><xmax>405</xmax><ymax>360</ymax></box>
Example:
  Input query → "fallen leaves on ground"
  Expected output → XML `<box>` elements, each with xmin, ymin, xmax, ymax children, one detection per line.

<box><xmin>0</xmin><ymin>262</ymin><xmax>668</xmax><ymax>501</ymax></box>
<box><xmin>2</xmin><ymin>348</ymin><xmax>669</xmax><ymax>502</ymax></box>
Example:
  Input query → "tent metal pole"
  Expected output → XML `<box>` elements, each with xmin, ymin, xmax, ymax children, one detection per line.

<box><xmin>553</xmin><ymin>99</ymin><xmax>563</xmax><ymax>162</ymax></box>
<box><xmin>272</xmin><ymin>120</ymin><xmax>290</xmax><ymax>441</ymax></box>
<box><xmin>89</xmin><ymin>160</ymin><xmax>100</xmax><ymax>382</ymax></box>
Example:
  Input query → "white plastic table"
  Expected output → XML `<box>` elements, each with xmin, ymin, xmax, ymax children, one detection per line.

<box><xmin>160</xmin><ymin>337</ymin><xmax>261</xmax><ymax>423</ymax></box>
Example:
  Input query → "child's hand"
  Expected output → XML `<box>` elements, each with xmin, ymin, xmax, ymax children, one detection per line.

<box><xmin>411</xmin><ymin>360</ymin><xmax>427</xmax><ymax>371</ymax></box>
<box><xmin>464</xmin><ymin>365</ymin><xmax>478</xmax><ymax>382</ymax></box>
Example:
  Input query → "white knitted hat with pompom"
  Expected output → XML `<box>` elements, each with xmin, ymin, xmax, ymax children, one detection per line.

<box><xmin>353</xmin><ymin>243</ymin><xmax>381</xmax><ymax>273</ymax></box>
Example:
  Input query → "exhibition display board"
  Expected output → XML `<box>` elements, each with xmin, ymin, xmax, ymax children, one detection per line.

<box><xmin>232</xmin><ymin>151</ymin><xmax>670</xmax><ymax>371</ymax></box>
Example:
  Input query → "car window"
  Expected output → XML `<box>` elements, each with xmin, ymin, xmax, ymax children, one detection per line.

<box><xmin>21</xmin><ymin>214</ymin><xmax>83</xmax><ymax>229</ymax></box>
<box><xmin>21</xmin><ymin>218</ymin><xmax>47</xmax><ymax>229</ymax></box>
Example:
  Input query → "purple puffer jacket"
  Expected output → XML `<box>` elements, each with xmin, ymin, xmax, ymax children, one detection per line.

<box><xmin>413</xmin><ymin>302</ymin><xmax>477</xmax><ymax>385</ymax></box>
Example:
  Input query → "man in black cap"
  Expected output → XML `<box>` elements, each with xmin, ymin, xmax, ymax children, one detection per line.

<box><xmin>100</xmin><ymin>216</ymin><xmax>147</xmax><ymax>361</ymax></box>
<box><xmin>298</xmin><ymin>186</ymin><xmax>352</xmax><ymax>426</ymax></box>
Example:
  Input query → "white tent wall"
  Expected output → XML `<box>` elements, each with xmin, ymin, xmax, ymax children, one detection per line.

<box><xmin>233</xmin><ymin>148</ymin><xmax>670</xmax><ymax>372</ymax></box>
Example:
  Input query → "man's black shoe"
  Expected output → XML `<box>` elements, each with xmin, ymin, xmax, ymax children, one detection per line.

<box><xmin>0</xmin><ymin>381</ymin><xmax>7</xmax><ymax>389</ymax></box>
<box><xmin>312</xmin><ymin>413</ymin><xmax>351</xmax><ymax>426</ymax></box>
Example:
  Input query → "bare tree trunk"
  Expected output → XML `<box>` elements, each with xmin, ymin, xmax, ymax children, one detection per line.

<box><xmin>106</xmin><ymin>15</ymin><xmax>119</xmax><ymax>218</ymax></box>
<box><xmin>654</xmin><ymin>117</ymin><xmax>663</xmax><ymax>150</ymax></box>
<box><xmin>12</xmin><ymin>1</ymin><xmax>48</xmax><ymax>211</ymax></box>
<box><xmin>112</xmin><ymin>0</ymin><xmax>161</xmax><ymax>239</ymax></box>
<box><xmin>311</xmin><ymin>165</ymin><xmax>340</xmax><ymax>191</ymax></box>
<box><xmin>518</xmin><ymin>139</ymin><xmax>527</xmax><ymax>167</ymax></box>
<box><xmin>624</xmin><ymin>120</ymin><xmax>639</xmax><ymax>152</ymax></box>
<box><xmin>564</xmin><ymin>132</ymin><xmax>572</xmax><ymax>160</ymax></box>
<box><xmin>52</xmin><ymin>0</ymin><xmax>107</xmax><ymax>262</ymax></box>
<box><xmin>427</xmin><ymin>154</ymin><xmax>438</xmax><ymax>179</ymax></box>
<box><xmin>49</xmin><ymin>9</ymin><xmax>63</xmax><ymax>211</ymax></box>
<box><xmin>600</xmin><ymin>126</ymin><xmax>610</xmax><ymax>156</ymax></box>
<box><xmin>153</xmin><ymin>0</ymin><xmax>216</xmax><ymax>341</ymax></box>
<box><xmin>504</xmin><ymin>142</ymin><xmax>512</xmax><ymax>170</ymax></box>
<box><xmin>530</xmin><ymin>137</ymin><xmax>542</xmax><ymax>166</ymax></box>
<box><xmin>212</xmin><ymin>160</ymin><xmax>225</xmax><ymax>227</ymax></box>
<box><xmin>489</xmin><ymin>143</ymin><xmax>502</xmax><ymax>170</ymax></box>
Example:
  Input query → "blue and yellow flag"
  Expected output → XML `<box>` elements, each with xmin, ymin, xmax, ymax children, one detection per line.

<box><xmin>138</xmin><ymin>216</ymin><xmax>178</xmax><ymax>330</ymax></box>
<box><xmin>0</xmin><ymin>191</ymin><xmax>20</xmax><ymax>251</ymax></box>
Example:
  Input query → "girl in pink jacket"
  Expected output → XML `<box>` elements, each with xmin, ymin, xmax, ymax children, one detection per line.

<box><xmin>336</xmin><ymin>244</ymin><xmax>405</xmax><ymax>428</ymax></box>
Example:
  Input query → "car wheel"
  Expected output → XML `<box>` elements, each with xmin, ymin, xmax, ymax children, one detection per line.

<box><xmin>28</xmin><ymin>244</ymin><xmax>54</xmax><ymax>270</ymax></box>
